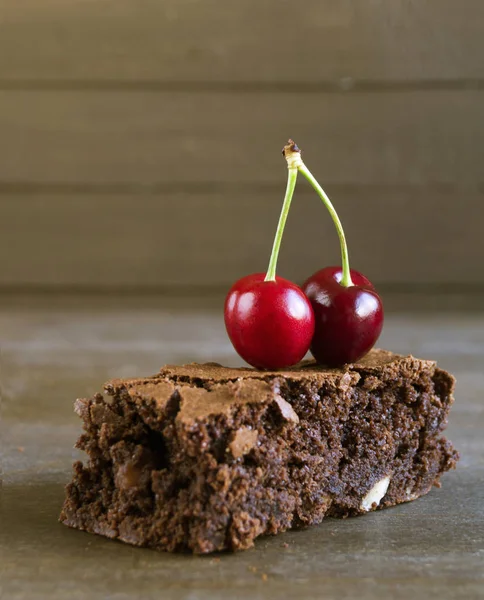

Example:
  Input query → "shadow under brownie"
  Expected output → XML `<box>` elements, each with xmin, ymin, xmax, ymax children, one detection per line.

<box><xmin>60</xmin><ymin>349</ymin><xmax>458</xmax><ymax>553</ymax></box>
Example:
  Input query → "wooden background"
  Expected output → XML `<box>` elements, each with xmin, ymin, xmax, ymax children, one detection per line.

<box><xmin>1</xmin><ymin>0</ymin><xmax>483</xmax><ymax>291</ymax></box>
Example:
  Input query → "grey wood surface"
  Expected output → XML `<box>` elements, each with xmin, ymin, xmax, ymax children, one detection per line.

<box><xmin>1</xmin><ymin>294</ymin><xmax>483</xmax><ymax>599</ymax></box>
<box><xmin>1</xmin><ymin>91</ymin><xmax>482</xmax><ymax>185</ymax></box>
<box><xmin>1</xmin><ymin>0</ymin><xmax>484</xmax><ymax>82</ymax></box>
<box><xmin>2</xmin><ymin>0</ymin><xmax>484</xmax><ymax>289</ymax></box>
<box><xmin>1</xmin><ymin>188</ymin><xmax>481</xmax><ymax>287</ymax></box>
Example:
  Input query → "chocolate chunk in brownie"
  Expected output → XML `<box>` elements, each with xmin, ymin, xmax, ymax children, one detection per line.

<box><xmin>60</xmin><ymin>349</ymin><xmax>458</xmax><ymax>553</ymax></box>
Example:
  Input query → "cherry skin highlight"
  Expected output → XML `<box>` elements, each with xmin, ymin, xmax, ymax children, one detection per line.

<box><xmin>302</xmin><ymin>266</ymin><xmax>383</xmax><ymax>367</ymax></box>
<box><xmin>224</xmin><ymin>273</ymin><xmax>315</xmax><ymax>370</ymax></box>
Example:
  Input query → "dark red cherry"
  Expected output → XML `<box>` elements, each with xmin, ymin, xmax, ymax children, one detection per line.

<box><xmin>302</xmin><ymin>266</ymin><xmax>383</xmax><ymax>367</ymax></box>
<box><xmin>224</xmin><ymin>273</ymin><xmax>315</xmax><ymax>370</ymax></box>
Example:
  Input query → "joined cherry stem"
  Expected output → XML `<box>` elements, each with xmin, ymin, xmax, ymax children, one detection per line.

<box><xmin>283</xmin><ymin>140</ymin><xmax>353</xmax><ymax>288</ymax></box>
<box><xmin>266</xmin><ymin>140</ymin><xmax>353</xmax><ymax>287</ymax></box>
<box><xmin>265</xmin><ymin>166</ymin><xmax>298</xmax><ymax>282</ymax></box>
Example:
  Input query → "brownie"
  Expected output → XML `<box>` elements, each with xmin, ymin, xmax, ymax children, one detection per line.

<box><xmin>60</xmin><ymin>349</ymin><xmax>458</xmax><ymax>553</ymax></box>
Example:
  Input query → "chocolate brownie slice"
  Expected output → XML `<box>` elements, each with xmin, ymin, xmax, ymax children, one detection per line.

<box><xmin>60</xmin><ymin>349</ymin><xmax>458</xmax><ymax>553</ymax></box>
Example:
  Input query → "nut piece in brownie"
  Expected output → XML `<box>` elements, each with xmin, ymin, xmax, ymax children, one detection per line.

<box><xmin>60</xmin><ymin>349</ymin><xmax>458</xmax><ymax>553</ymax></box>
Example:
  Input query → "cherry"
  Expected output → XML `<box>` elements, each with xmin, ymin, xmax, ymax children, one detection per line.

<box><xmin>224</xmin><ymin>143</ymin><xmax>314</xmax><ymax>369</ymax></box>
<box><xmin>282</xmin><ymin>140</ymin><xmax>384</xmax><ymax>366</ymax></box>
<box><xmin>302</xmin><ymin>266</ymin><xmax>383</xmax><ymax>366</ymax></box>
<box><xmin>224</xmin><ymin>273</ymin><xmax>314</xmax><ymax>370</ymax></box>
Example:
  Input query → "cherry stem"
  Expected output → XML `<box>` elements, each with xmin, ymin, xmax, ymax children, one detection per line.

<box><xmin>265</xmin><ymin>166</ymin><xmax>298</xmax><ymax>282</ymax></box>
<box><xmin>297</xmin><ymin>164</ymin><xmax>353</xmax><ymax>287</ymax></box>
<box><xmin>282</xmin><ymin>139</ymin><xmax>353</xmax><ymax>288</ymax></box>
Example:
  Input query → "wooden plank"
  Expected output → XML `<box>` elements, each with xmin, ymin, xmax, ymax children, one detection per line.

<box><xmin>1</xmin><ymin>0</ymin><xmax>484</xmax><ymax>83</ymax></box>
<box><xmin>1</xmin><ymin>188</ymin><xmax>482</xmax><ymax>287</ymax></box>
<box><xmin>2</xmin><ymin>298</ymin><xmax>484</xmax><ymax>598</ymax></box>
<box><xmin>0</xmin><ymin>90</ymin><xmax>482</xmax><ymax>185</ymax></box>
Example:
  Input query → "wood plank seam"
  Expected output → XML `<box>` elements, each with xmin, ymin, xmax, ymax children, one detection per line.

<box><xmin>1</xmin><ymin>79</ymin><xmax>484</xmax><ymax>93</ymax></box>
<box><xmin>0</xmin><ymin>182</ymin><xmax>472</xmax><ymax>195</ymax></box>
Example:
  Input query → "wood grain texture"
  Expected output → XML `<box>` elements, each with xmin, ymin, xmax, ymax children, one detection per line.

<box><xmin>0</xmin><ymin>90</ymin><xmax>482</xmax><ymax>185</ymax></box>
<box><xmin>1</xmin><ymin>0</ymin><xmax>484</xmax><ymax>83</ymax></box>
<box><xmin>2</xmin><ymin>0</ymin><xmax>483</xmax><ymax>289</ymax></box>
<box><xmin>2</xmin><ymin>298</ymin><xmax>483</xmax><ymax>599</ymax></box>
<box><xmin>1</xmin><ymin>189</ymin><xmax>482</xmax><ymax>287</ymax></box>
